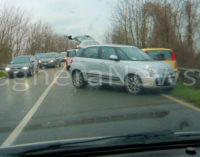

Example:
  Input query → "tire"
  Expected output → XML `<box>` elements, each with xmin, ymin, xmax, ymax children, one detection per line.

<box><xmin>72</xmin><ymin>70</ymin><xmax>86</xmax><ymax>88</ymax></box>
<box><xmin>125</xmin><ymin>74</ymin><xmax>143</xmax><ymax>94</ymax></box>
<box><xmin>66</xmin><ymin>65</ymin><xmax>70</xmax><ymax>70</ymax></box>
<box><xmin>29</xmin><ymin>69</ymin><xmax>33</xmax><ymax>77</ymax></box>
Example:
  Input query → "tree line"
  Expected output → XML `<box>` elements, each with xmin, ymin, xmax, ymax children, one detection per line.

<box><xmin>0</xmin><ymin>4</ymin><xmax>74</xmax><ymax>64</ymax></box>
<box><xmin>105</xmin><ymin>0</ymin><xmax>200</xmax><ymax>68</ymax></box>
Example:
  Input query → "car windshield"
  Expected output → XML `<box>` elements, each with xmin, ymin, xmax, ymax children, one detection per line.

<box><xmin>11</xmin><ymin>57</ymin><xmax>30</xmax><ymax>64</ymax></box>
<box><xmin>120</xmin><ymin>47</ymin><xmax>152</xmax><ymax>61</ymax></box>
<box><xmin>146</xmin><ymin>50</ymin><xmax>172</xmax><ymax>60</ymax></box>
<box><xmin>1</xmin><ymin>0</ymin><xmax>200</xmax><ymax>155</ymax></box>
<box><xmin>40</xmin><ymin>54</ymin><xmax>56</xmax><ymax>58</ymax></box>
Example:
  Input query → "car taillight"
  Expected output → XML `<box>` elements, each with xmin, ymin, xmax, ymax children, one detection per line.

<box><xmin>65</xmin><ymin>57</ymin><xmax>68</xmax><ymax>62</ymax></box>
<box><xmin>171</xmin><ymin>51</ymin><xmax>176</xmax><ymax>61</ymax></box>
<box><xmin>171</xmin><ymin>51</ymin><xmax>177</xmax><ymax>69</ymax></box>
<box><xmin>70</xmin><ymin>58</ymin><xmax>73</xmax><ymax>63</ymax></box>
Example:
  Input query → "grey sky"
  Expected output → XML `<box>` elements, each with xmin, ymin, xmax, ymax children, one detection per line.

<box><xmin>0</xmin><ymin>0</ymin><xmax>117</xmax><ymax>43</ymax></box>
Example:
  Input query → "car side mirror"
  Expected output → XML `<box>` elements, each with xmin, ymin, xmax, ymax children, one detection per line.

<box><xmin>109</xmin><ymin>55</ymin><xmax>119</xmax><ymax>61</ymax></box>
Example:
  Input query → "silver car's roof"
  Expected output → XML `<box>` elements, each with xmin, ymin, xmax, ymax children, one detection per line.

<box><xmin>83</xmin><ymin>44</ymin><xmax>138</xmax><ymax>49</ymax></box>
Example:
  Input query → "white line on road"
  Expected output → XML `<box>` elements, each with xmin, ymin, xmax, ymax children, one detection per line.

<box><xmin>1</xmin><ymin>66</ymin><xmax>66</xmax><ymax>147</ymax></box>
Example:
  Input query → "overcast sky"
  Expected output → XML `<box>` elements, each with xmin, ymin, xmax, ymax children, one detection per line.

<box><xmin>0</xmin><ymin>0</ymin><xmax>117</xmax><ymax>43</ymax></box>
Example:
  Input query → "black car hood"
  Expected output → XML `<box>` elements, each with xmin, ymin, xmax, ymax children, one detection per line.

<box><xmin>40</xmin><ymin>58</ymin><xmax>54</xmax><ymax>61</ymax></box>
<box><xmin>7</xmin><ymin>63</ymin><xmax>31</xmax><ymax>68</ymax></box>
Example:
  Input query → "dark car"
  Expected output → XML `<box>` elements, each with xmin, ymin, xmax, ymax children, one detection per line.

<box><xmin>38</xmin><ymin>52</ymin><xmax>61</xmax><ymax>68</ymax></box>
<box><xmin>5</xmin><ymin>56</ymin><xmax>38</xmax><ymax>78</ymax></box>
<box><xmin>34</xmin><ymin>53</ymin><xmax>44</xmax><ymax>62</ymax></box>
<box><xmin>59</xmin><ymin>52</ymin><xmax>67</xmax><ymax>62</ymax></box>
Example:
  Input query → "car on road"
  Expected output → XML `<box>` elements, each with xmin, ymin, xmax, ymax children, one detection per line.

<box><xmin>59</xmin><ymin>52</ymin><xmax>67</xmax><ymax>62</ymax></box>
<box><xmin>38</xmin><ymin>52</ymin><xmax>61</xmax><ymax>68</ymax></box>
<box><xmin>66</xmin><ymin>49</ymin><xmax>77</xmax><ymax>70</ymax></box>
<box><xmin>34</xmin><ymin>53</ymin><xmax>44</xmax><ymax>61</ymax></box>
<box><xmin>142</xmin><ymin>48</ymin><xmax>178</xmax><ymax>76</ymax></box>
<box><xmin>70</xmin><ymin>45</ymin><xmax>176</xmax><ymax>94</ymax></box>
<box><xmin>5</xmin><ymin>56</ymin><xmax>38</xmax><ymax>78</ymax></box>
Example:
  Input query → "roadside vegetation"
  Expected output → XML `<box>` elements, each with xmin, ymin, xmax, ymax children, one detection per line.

<box><xmin>106</xmin><ymin>0</ymin><xmax>200</xmax><ymax>69</ymax></box>
<box><xmin>0</xmin><ymin>71</ymin><xmax>5</xmax><ymax>77</ymax></box>
<box><xmin>105</xmin><ymin>0</ymin><xmax>200</xmax><ymax>101</ymax></box>
<box><xmin>171</xmin><ymin>82</ymin><xmax>200</xmax><ymax>105</ymax></box>
<box><xmin>0</xmin><ymin>4</ymin><xmax>75</xmax><ymax>65</ymax></box>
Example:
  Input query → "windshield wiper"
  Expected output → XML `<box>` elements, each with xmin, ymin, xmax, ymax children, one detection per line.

<box><xmin>2</xmin><ymin>130</ymin><xmax>200</xmax><ymax>157</ymax></box>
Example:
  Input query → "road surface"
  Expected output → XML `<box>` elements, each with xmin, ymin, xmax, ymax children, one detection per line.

<box><xmin>0</xmin><ymin>64</ymin><xmax>200</xmax><ymax>147</ymax></box>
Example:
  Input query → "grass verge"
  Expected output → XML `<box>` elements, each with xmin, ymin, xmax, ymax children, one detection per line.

<box><xmin>171</xmin><ymin>82</ymin><xmax>200</xmax><ymax>105</ymax></box>
<box><xmin>0</xmin><ymin>71</ymin><xmax>5</xmax><ymax>77</ymax></box>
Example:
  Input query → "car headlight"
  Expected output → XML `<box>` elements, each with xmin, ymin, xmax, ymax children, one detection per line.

<box><xmin>5</xmin><ymin>67</ymin><xmax>11</xmax><ymax>71</ymax></box>
<box><xmin>22</xmin><ymin>67</ymin><xmax>29</xmax><ymax>70</ymax></box>
<box><xmin>38</xmin><ymin>60</ymin><xmax>42</xmax><ymax>63</ymax></box>
<box><xmin>50</xmin><ymin>59</ymin><xmax>54</xmax><ymax>63</ymax></box>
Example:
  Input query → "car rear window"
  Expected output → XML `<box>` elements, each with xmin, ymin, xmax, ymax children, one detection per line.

<box><xmin>146</xmin><ymin>50</ymin><xmax>172</xmax><ymax>60</ymax></box>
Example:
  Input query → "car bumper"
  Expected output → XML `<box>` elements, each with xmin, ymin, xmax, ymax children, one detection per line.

<box><xmin>39</xmin><ymin>62</ymin><xmax>56</xmax><ymax>67</ymax></box>
<box><xmin>6</xmin><ymin>69</ymin><xmax>31</xmax><ymax>77</ymax></box>
<box><xmin>141</xmin><ymin>76</ymin><xmax>176</xmax><ymax>89</ymax></box>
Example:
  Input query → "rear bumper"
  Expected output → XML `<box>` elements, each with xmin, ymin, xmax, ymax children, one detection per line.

<box><xmin>39</xmin><ymin>62</ymin><xmax>56</xmax><ymax>67</ymax></box>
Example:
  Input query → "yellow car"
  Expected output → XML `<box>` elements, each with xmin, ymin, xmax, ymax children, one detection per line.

<box><xmin>142</xmin><ymin>48</ymin><xmax>178</xmax><ymax>76</ymax></box>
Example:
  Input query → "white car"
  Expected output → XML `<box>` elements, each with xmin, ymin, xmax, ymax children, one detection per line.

<box><xmin>70</xmin><ymin>45</ymin><xmax>176</xmax><ymax>94</ymax></box>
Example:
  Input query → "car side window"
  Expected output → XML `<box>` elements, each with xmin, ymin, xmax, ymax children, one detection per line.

<box><xmin>76</xmin><ymin>49</ymin><xmax>83</xmax><ymax>57</ymax></box>
<box><xmin>116</xmin><ymin>48</ymin><xmax>129</xmax><ymax>60</ymax></box>
<box><xmin>82</xmin><ymin>47</ymin><xmax>99</xmax><ymax>59</ymax></box>
<box><xmin>101</xmin><ymin>47</ymin><xmax>117</xmax><ymax>60</ymax></box>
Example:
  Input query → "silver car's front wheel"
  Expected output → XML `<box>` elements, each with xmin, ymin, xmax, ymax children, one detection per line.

<box><xmin>72</xmin><ymin>71</ymin><xmax>86</xmax><ymax>88</ymax></box>
<box><xmin>125</xmin><ymin>74</ymin><xmax>143</xmax><ymax>94</ymax></box>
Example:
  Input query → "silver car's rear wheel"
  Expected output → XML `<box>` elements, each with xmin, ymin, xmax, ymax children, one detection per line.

<box><xmin>72</xmin><ymin>71</ymin><xmax>86</xmax><ymax>88</ymax></box>
<box><xmin>125</xmin><ymin>74</ymin><xmax>143</xmax><ymax>94</ymax></box>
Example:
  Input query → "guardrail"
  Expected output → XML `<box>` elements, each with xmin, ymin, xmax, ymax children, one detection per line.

<box><xmin>178</xmin><ymin>67</ymin><xmax>200</xmax><ymax>89</ymax></box>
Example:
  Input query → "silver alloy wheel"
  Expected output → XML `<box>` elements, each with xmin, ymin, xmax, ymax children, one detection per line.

<box><xmin>126</xmin><ymin>75</ymin><xmax>142</xmax><ymax>94</ymax></box>
<box><xmin>72</xmin><ymin>71</ymin><xmax>84</xmax><ymax>88</ymax></box>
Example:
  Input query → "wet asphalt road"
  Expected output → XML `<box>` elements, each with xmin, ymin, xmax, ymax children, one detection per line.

<box><xmin>0</xmin><ymin>63</ymin><xmax>200</xmax><ymax>146</ymax></box>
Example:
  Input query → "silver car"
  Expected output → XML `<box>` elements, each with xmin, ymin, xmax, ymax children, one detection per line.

<box><xmin>70</xmin><ymin>45</ymin><xmax>176</xmax><ymax>94</ymax></box>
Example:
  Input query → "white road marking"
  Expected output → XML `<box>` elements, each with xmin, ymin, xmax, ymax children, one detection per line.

<box><xmin>1</xmin><ymin>66</ymin><xmax>65</xmax><ymax>147</ymax></box>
